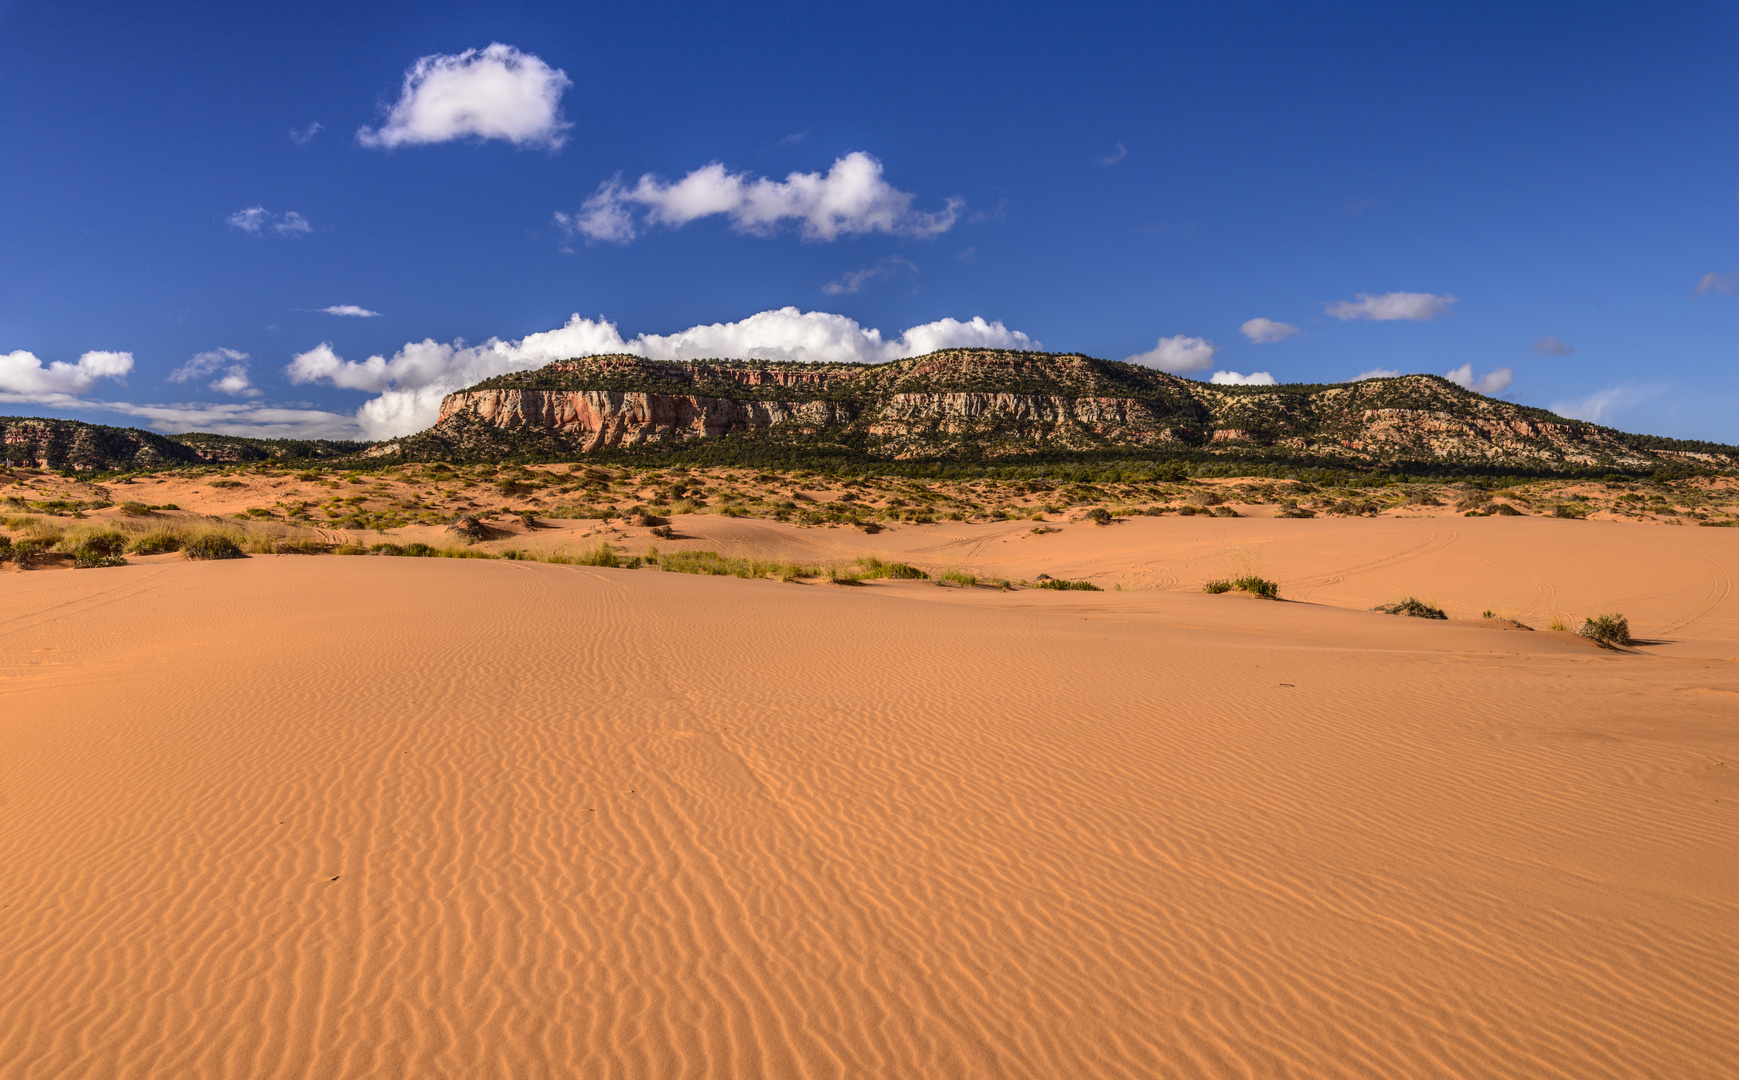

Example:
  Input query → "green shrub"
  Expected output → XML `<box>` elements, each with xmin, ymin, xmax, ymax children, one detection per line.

<box><xmin>1033</xmin><ymin>578</ymin><xmax>1101</xmax><ymax>591</ymax></box>
<box><xmin>69</xmin><ymin>530</ymin><xmax>128</xmax><ymax>568</ymax></box>
<box><xmin>1489</xmin><ymin>502</ymin><xmax>1522</xmax><ymax>516</ymax></box>
<box><xmin>1372</xmin><ymin>597</ymin><xmax>1446</xmax><ymax>619</ymax></box>
<box><xmin>1082</xmin><ymin>507</ymin><xmax>1113</xmax><ymax>526</ymax></box>
<box><xmin>1206</xmin><ymin>575</ymin><xmax>1278</xmax><ymax>598</ymax></box>
<box><xmin>0</xmin><ymin>534</ymin><xmax>12</xmax><ymax>561</ymax></box>
<box><xmin>572</xmin><ymin>542</ymin><xmax>619</xmax><ymax>567</ymax></box>
<box><xmin>938</xmin><ymin>569</ymin><xmax>978</xmax><ymax>587</ymax></box>
<box><xmin>183</xmin><ymin>533</ymin><xmax>244</xmax><ymax>560</ymax></box>
<box><xmin>118</xmin><ymin>501</ymin><xmax>153</xmax><ymax>516</ymax></box>
<box><xmin>1578</xmin><ymin>613</ymin><xmax>1632</xmax><ymax>647</ymax></box>
<box><xmin>855</xmin><ymin>557</ymin><xmax>928</xmax><ymax>580</ymax></box>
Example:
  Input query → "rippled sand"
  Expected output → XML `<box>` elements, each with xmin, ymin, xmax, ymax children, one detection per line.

<box><xmin>3</xmin><ymin>519</ymin><xmax>1736</xmax><ymax>1078</ymax></box>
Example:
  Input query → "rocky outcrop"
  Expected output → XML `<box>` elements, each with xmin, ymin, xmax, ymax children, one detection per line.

<box><xmin>412</xmin><ymin>350</ymin><xmax>1738</xmax><ymax>470</ymax></box>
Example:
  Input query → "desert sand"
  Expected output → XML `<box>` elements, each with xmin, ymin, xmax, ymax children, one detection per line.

<box><xmin>3</xmin><ymin>514</ymin><xmax>1736</xmax><ymax>1078</ymax></box>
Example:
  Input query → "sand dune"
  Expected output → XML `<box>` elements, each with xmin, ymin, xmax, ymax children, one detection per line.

<box><xmin>3</xmin><ymin>526</ymin><xmax>1737</xmax><ymax>1078</ymax></box>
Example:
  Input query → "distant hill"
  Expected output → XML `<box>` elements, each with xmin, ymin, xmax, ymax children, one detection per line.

<box><xmin>0</xmin><ymin>416</ymin><xmax>366</xmax><ymax>471</ymax></box>
<box><xmin>387</xmin><ymin>350</ymin><xmax>1737</xmax><ymax>473</ymax></box>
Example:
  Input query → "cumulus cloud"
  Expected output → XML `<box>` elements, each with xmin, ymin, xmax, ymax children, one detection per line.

<box><xmin>1531</xmin><ymin>335</ymin><xmax>1574</xmax><ymax>356</ymax></box>
<box><xmin>96</xmin><ymin>401</ymin><xmax>359</xmax><ymax>439</ymax></box>
<box><xmin>228</xmin><ymin>207</ymin><xmax>312</xmax><ymax>236</ymax></box>
<box><xmin>1549</xmin><ymin>384</ymin><xmax>1668</xmax><ymax>425</ymax></box>
<box><xmin>1209</xmin><ymin>370</ymin><xmax>1276</xmax><ymax>385</ymax></box>
<box><xmin>169</xmin><ymin>348</ymin><xmax>258</xmax><ymax>397</ymax></box>
<box><xmin>1353</xmin><ymin>368</ymin><xmax>1402</xmax><ymax>380</ymax></box>
<box><xmin>289</xmin><ymin>121</ymin><xmax>322</xmax><ymax>145</ymax></box>
<box><xmin>558</xmin><ymin>152</ymin><xmax>961</xmax><ymax>244</ymax></box>
<box><xmin>358</xmin><ymin>43</ymin><xmax>572</xmax><ymax>150</ymax></box>
<box><xmin>1095</xmin><ymin>142</ymin><xmax>1127</xmax><ymax>166</ymax></box>
<box><xmin>1444</xmin><ymin>363</ymin><xmax>1514</xmax><ymax>396</ymax></box>
<box><xmin>320</xmin><ymin>305</ymin><xmax>381</xmax><ymax>317</ymax></box>
<box><xmin>1325</xmin><ymin>291</ymin><xmax>1455</xmax><ymax>321</ymax></box>
<box><xmin>286</xmin><ymin>307</ymin><xmax>1037</xmax><ymax>439</ymax></box>
<box><xmin>0</xmin><ymin>349</ymin><xmax>133</xmax><ymax>401</ymax></box>
<box><xmin>1694</xmin><ymin>271</ymin><xmax>1737</xmax><ymax>297</ymax></box>
<box><xmin>1124</xmin><ymin>335</ymin><xmax>1217</xmax><ymax>373</ymax></box>
<box><xmin>822</xmin><ymin>256</ymin><xmax>917</xmax><ymax>295</ymax></box>
<box><xmin>1240</xmin><ymin>318</ymin><xmax>1300</xmax><ymax>344</ymax></box>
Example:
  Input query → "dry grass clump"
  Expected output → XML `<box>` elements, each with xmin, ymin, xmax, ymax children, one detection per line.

<box><xmin>127</xmin><ymin>529</ymin><xmax>181</xmax><ymax>555</ymax></box>
<box><xmin>855</xmin><ymin>557</ymin><xmax>928</xmax><ymax>580</ymax></box>
<box><xmin>659</xmin><ymin>550</ymin><xmax>816</xmax><ymax>581</ymax></box>
<box><xmin>1578</xmin><ymin>613</ymin><xmax>1632</xmax><ymax>647</ymax></box>
<box><xmin>937</xmin><ymin>569</ymin><xmax>978</xmax><ymax>587</ymax></box>
<box><xmin>1372</xmin><ymin>597</ymin><xmax>1447</xmax><ymax>619</ymax></box>
<box><xmin>1032</xmin><ymin>578</ymin><xmax>1101</xmax><ymax>591</ymax></box>
<box><xmin>1203</xmin><ymin>575</ymin><xmax>1279</xmax><ymax>599</ymax></box>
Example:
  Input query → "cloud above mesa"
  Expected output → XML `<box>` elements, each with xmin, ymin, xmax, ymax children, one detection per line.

<box><xmin>285</xmin><ymin>307</ymin><xmax>1036</xmax><ymax>439</ymax></box>
<box><xmin>558</xmin><ymin>153</ymin><xmax>961</xmax><ymax>244</ymax></box>
<box><xmin>0</xmin><ymin>349</ymin><xmax>133</xmax><ymax>403</ymax></box>
<box><xmin>358</xmin><ymin>43</ymin><xmax>572</xmax><ymax>150</ymax></box>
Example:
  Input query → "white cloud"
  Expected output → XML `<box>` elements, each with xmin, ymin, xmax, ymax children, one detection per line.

<box><xmin>559</xmin><ymin>152</ymin><xmax>961</xmax><ymax>244</ymax></box>
<box><xmin>1209</xmin><ymin>370</ymin><xmax>1276</xmax><ymax>385</ymax></box>
<box><xmin>1444</xmin><ymin>363</ymin><xmax>1514</xmax><ymax>396</ymax></box>
<box><xmin>168</xmin><ymin>347</ymin><xmax>259</xmax><ymax>397</ymax></box>
<box><xmin>289</xmin><ymin>121</ymin><xmax>322</xmax><ymax>145</ymax></box>
<box><xmin>1694</xmin><ymin>271</ymin><xmax>1737</xmax><ymax>297</ymax></box>
<box><xmin>228</xmin><ymin>207</ymin><xmax>311</xmax><ymax>236</ymax></box>
<box><xmin>1549</xmin><ymin>384</ymin><xmax>1668</xmax><ymax>425</ymax></box>
<box><xmin>357</xmin><ymin>43</ymin><xmax>571</xmax><ymax>150</ymax></box>
<box><xmin>97</xmin><ymin>400</ymin><xmax>361</xmax><ymax>439</ymax></box>
<box><xmin>0</xmin><ymin>349</ymin><xmax>133</xmax><ymax>401</ymax></box>
<box><xmin>320</xmin><ymin>305</ymin><xmax>382</xmax><ymax>317</ymax></box>
<box><xmin>1239</xmin><ymin>317</ymin><xmax>1300</xmax><ymax>344</ymax></box>
<box><xmin>822</xmin><ymin>256</ymin><xmax>917</xmax><ymax>295</ymax></box>
<box><xmin>1325</xmin><ymin>291</ymin><xmax>1455</xmax><ymax>321</ymax></box>
<box><xmin>287</xmin><ymin>307</ymin><xmax>1038</xmax><ymax>439</ymax></box>
<box><xmin>1124</xmin><ymin>335</ymin><xmax>1217</xmax><ymax>373</ymax></box>
<box><xmin>1531</xmin><ymin>335</ymin><xmax>1574</xmax><ymax>356</ymax></box>
<box><xmin>1095</xmin><ymin>142</ymin><xmax>1127</xmax><ymax>166</ymax></box>
<box><xmin>1353</xmin><ymin>368</ymin><xmax>1402</xmax><ymax>380</ymax></box>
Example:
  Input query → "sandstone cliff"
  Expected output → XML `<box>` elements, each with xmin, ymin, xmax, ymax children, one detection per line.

<box><xmin>411</xmin><ymin>349</ymin><xmax>1733</xmax><ymax>471</ymax></box>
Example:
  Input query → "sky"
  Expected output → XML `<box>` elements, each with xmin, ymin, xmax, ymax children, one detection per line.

<box><xmin>3</xmin><ymin>0</ymin><xmax>1739</xmax><ymax>443</ymax></box>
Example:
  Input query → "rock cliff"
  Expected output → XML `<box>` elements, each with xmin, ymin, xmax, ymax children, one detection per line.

<box><xmin>410</xmin><ymin>349</ymin><xmax>1734</xmax><ymax>471</ymax></box>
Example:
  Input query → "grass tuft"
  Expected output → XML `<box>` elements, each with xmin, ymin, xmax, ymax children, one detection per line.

<box><xmin>1205</xmin><ymin>575</ymin><xmax>1278</xmax><ymax>599</ymax></box>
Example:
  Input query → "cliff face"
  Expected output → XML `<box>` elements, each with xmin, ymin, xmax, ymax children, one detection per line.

<box><xmin>411</xmin><ymin>349</ymin><xmax>1732</xmax><ymax>469</ymax></box>
<box><xmin>0</xmin><ymin>417</ymin><xmax>366</xmax><ymax>471</ymax></box>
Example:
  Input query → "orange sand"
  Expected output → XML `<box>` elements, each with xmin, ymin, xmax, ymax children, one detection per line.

<box><xmin>3</xmin><ymin>518</ymin><xmax>1736</xmax><ymax>1078</ymax></box>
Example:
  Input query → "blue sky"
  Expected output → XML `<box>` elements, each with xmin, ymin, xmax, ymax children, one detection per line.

<box><xmin>3</xmin><ymin>0</ymin><xmax>1738</xmax><ymax>442</ymax></box>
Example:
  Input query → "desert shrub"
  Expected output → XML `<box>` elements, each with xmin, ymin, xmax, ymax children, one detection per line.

<box><xmin>208</xmin><ymin>479</ymin><xmax>244</xmax><ymax>489</ymax></box>
<box><xmin>7</xmin><ymin>536</ymin><xmax>51</xmax><ymax>566</ymax></box>
<box><xmin>1211</xmin><ymin>506</ymin><xmax>1240</xmax><ymax>518</ymax></box>
<box><xmin>1274</xmin><ymin>503</ymin><xmax>1316</xmax><ymax>519</ymax></box>
<box><xmin>1033</xmin><ymin>578</ymin><xmax>1101</xmax><ymax>591</ymax></box>
<box><xmin>659</xmin><ymin>549</ymin><xmax>815</xmax><ymax>580</ymax></box>
<box><xmin>0</xmin><ymin>534</ymin><xmax>10</xmax><ymax>560</ymax></box>
<box><xmin>183</xmin><ymin>533</ymin><xmax>244</xmax><ymax>560</ymax></box>
<box><xmin>650</xmin><ymin>524</ymin><xmax>674</xmax><ymax>539</ymax></box>
<box><xmin>1551</xmin><ymin>504</ymin><xmax>1588</xmax><ymax>519</ymax></box>
<box><xmin>1082</xmin><ymin>507</ymin><xmax>1113</xmax><ymax>526</ymax></box>
<box><xmin>1489</xmin><ymin>502</ymin><xmax>1523</xmax><ymax>516</ymax></box>
<box><xmin>118</xmin><ymin>501</ymin><xmax>153</xmax><ymax>516</ymax></box>
<box><xmin>243</xmin><ymin>532</ymin><xmax>277</xmax><ymax>554</ymax></box>
<box><xmin>571</xmin><ymin>542</ymin><xmax>620</xmax><ymax>567</ymax></box>
<box><xmin>938</xmin><ymin>569</ymin><xmax>978</xmax><ymax>587</ymax></box>
<box><xmin>68</xmin><ymin>530</ymin><xmax>128</xmax><ymax>568</ymax></box>
<box><xmin>826</xmin><ymin>564</ymin><xmax>862</xmax><ymax>584</ymax></box>
<box><xmin>274</xmin><ymin>538</ymin><xmax>329</xmax><ymax>555</ymax></box>
<box><xmin>856</xmin><ymin>557</ymin><xmax>927</xmax><ymax>580</ymax></box>
<box><xmin>1372</xmin><ymin>597</ymin><xmax>1446</xmax><ymax>619</ymax></box>
<box><xmin>1578</xmin><ymin>613</ymin><xmax>1632</xmax><ymax>647</ymax></box>
<box><xmin>1177</xmin><ymin>505</ymin><xmax>1201</xmax><ymax>516</ymax></box>
<box><xmin>1207</xmin><ymin>575</ymin><xmax>1278</xmax><ymax>599</ymax></box>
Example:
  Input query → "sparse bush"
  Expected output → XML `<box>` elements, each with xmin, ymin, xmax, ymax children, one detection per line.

<box><xmin>67</xmin><ymin>530</ymin><xmax>128</xmax><ymax>568</ymax></box>
<box><xmin>1372</xmin><ymin>597</ymin><xmax>1446</xmax><ymax>619</ymax></box>
<box><xmin>856</xmin><ymin>557</ymin><xmax>928</xmax><ymax>580</ymax></box>
<box><xmin>274</xmin><ymin>538</ymin><xmax>329</xmax><ymax>555</ymax></box>
<box><xmin>1033</xmin><ymin>578</ymin><xmax>1101</xmax><ymax>591</ymax></box>
<box><xmin>1489</xmin><ymin>502</ymin><xmax>1523</xmax><ymax>516</ymax></box>
<box><xmin>118</xmin><ymin>501</ymin><xmax>153</xmax><ymax>516</ymax></box>
<box><xmin>938</xmin><ymin>569</ymin><xmax>978</xmax><ymax>587</ymax></box>
<box><xmin>183</xmin><ymin>533</ymin><xmax>244</xmax><ymax>560</ymax></box>
<box><xmin>1579</xmin><ymin>613</ymin><xmax>1632</xmax><ymax>647</ymax></box>
<box><xmin>572</xmin><ymin>542</ymin><xmax>619</xmax><ymax>567</ymax></box>
<box><xmin>825</xmin><ymin>563</ymin><xmax>862</xmax><ymax>584</ymax></box>
<box><xmin>650</xmin><ymin>524</ymin><xmax>674</xmax><ymax>539</ymax></box>
<box><xmin>1205</xmin><ymin>575</ymin><xmax>1278</xmax><ymax>599</ymax></box>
